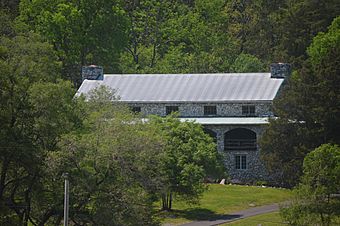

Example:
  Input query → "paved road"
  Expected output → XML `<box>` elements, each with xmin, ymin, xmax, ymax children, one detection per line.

<box><xmin>178</xmin><ymin>203</ymin><xmax>279</xmax><ymax>226</ymax></box>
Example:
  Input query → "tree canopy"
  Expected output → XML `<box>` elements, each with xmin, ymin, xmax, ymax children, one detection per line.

<box><xmin>149</xmin><ymin>115</ymin><xmax>225</xmax><ymax>210</ymax></box>
<box><xmin>260</xmin><ymin>16</ymin><xmax>340</xmax><ymax>187</ymax></box>
<box><xmin>281</xmin><ymin>144</ymin><xmax>340</xmax><ymax>226</ymax></box>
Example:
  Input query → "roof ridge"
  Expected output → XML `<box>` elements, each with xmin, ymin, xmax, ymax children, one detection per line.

<box><xmin>104</xmin><ymin>73</ymin><xmax>271</xmax><ymax>77</ymax></box>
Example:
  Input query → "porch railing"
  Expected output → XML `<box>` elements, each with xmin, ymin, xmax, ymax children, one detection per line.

<box><xmin>224</xmin><ymin>139</ymin><xmax>257</xmax><ymax>151</ymax></box>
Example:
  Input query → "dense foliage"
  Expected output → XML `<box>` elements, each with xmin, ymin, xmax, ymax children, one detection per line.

<box><xmin>149</xmin><ymin>115</ymin><xmax>224</xmax><ymax>210</ymax></box>
<box><xmin>260</xmin><ymin>16</ymin><xmax>340</xmax><ymax>187</ymax></box>
<box><xmin>7</xmin><ymin>0</ymin><xmax>338</xmax><ymax>84</ymax></box>
<box><xmin>0</xmin><ymin>23</ymin><xmax>73</xmax><ymax>225</ymax></box>
<box><xmin>281</xmin><ymin>144</ymin><xmax>340</xmax><ymax>225</ymax></box>
<box><xmin>45</xmin><ymin>87</ymin><xmax>164</xmax><ymax>225</ymax></box>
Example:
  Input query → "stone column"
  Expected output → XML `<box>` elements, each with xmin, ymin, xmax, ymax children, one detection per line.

<box><xmin>216</xmin><ymin>130</ymin><xmax>225</xmax><ymax>153</ymax></box>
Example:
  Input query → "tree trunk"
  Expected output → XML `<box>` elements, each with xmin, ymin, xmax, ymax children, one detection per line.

<box><xmin>0</xmin><ymin>158</ymin><xmax>9</xmax><ymax>199</ymax></box>
<box><xmin>161</xmin><ymin>192</ymin><xmax>173</xmax><ymax>211</ymax></box>
<box><xmin>169</xmin><ymin>192</ymin><xmax>172</xmax><ymax>210</ymax></box>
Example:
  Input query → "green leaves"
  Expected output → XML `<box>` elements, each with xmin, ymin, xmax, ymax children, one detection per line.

<box><xmin>307</xmin><ymin>16</ymin><xmax>340</xmax><ymax>68</ymax></box>
<box><xmin>231</xmin><ymin>53</ymin><xmax>265</xmax><ymax>73</ymax></box>
<box><xmin>19</xmin><ymin>0</ymin><xmax>129</xmax><ymax>85</ymax></box>
<box><xmin>28</xmin><ymin>80</ymin><xmax>77</xmax><ymax>149</ymax></box>
<box><xmin>302</xmin><ymin>144</ymin><xmax>340</xmax><ymax>196</ymax></box>
<box><xmin>150</xmin><ymin>115</ymin><xmax>225</xmax><ymax>209</ymax></box>
<box><xmin>120</xmin><ymin>0</ymin><xmax>238</xmax><ymax>73</ymax></box>
<box><xmin>281</xmin><ymin>144</ymin><xmax>340</xmax><ymax>225</ymax></box>
<box><xmin>260</xmin><ymin>16</ymin><xmax>340</xmax><ymax>187</ymax></box>
<box><xmin>41</xmin><ymin>86</ymin><xmax>165</xmax><ymax>225</ymax></box>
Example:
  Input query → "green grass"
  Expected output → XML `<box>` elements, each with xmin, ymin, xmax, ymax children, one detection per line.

<box><xmin>222</xmin><ymin>212</ymin><xmax>285</xmax><ymax>225</ymax></box>
<box><xmin>157</xmin><ymin>184</ymin><xmax>293</xmax><ymax>225</ymax></box>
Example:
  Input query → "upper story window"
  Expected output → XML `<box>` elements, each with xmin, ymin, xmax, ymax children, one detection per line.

<box><xmin>166</xmin><ymin>106</ymin><xmax>179</xmax><ymax>115</ymax></box>
<box><xmin>242</xmin><ymin>105</ymin><xmax>255</xmax><ymax>116</ymax></box>
<box><xmin>131</xmin><ymin>106</ymin><xmax>141</xmax><ymax>113</ymax></box>
<box><xmin>204</xmin><ymin>106</ymin><xmax>217</xmax><ymax>115</ymax></box>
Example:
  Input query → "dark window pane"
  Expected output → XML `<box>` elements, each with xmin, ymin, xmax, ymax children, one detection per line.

<box><xmin>242</xmin><ymin>105</ymin><xmax>255</xmax><ymax>116</ymax></box>
<box><xmin>166</xmin><ymin>106</ymin><xmax>179</xmax><ymax>115</ymax></box>
<box><xmin>249</xmin><ymin>105</ymin><xmax>255</xmax><ymax>114</ymax></box>
<box><xmin>131</xmin><ymin>106</ymin><xmax>141</xmax><ymax>113</ymax></box>
<box><xmin>242</xmin><ymin>106</ymin><xmax>248</xmax><ymax>114</ymax></box>
<box><xmin>235</xmin><ymin>155</ymin><xmax>247</xmax><ymax>170</ymax></box>
<box><xmin>204</xmin><ymin>106</ymin><xmax>217</xmax><ymax>115</ymax></box>
<box><xmin>241</xmin><ymin>155</ymin><xmax>247</xmax><ymax>169</ymax></box>
<box><xmin>235</xmin><ymin>155</ymin><xmax>241</xmax><ymax>169</ymax></box>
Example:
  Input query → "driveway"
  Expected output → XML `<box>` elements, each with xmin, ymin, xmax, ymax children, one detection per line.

<box><xmin>177</xmin><ymin>203</ymin><xmax>280</xmax><ymax>226</ymax></box>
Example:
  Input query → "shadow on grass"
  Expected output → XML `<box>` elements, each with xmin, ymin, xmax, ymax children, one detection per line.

<box><xmin>159</xmin><ymin>208</ymin><xmax>241</xmax><ymax>222</ymax></box>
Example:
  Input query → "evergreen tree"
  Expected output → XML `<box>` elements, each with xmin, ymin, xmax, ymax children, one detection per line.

<box><xmin>260</xmin><ymin>16</ymin><xmax>340</xmax><ymax>187</ymax></box>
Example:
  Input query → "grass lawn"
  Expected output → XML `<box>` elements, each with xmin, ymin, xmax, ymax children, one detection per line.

<box><xmin>222</xmin><ymin>212</ymin><xmax>285</xmax><ymax>226</ymax></box>
<box><xmin>157</xmin><ymin>184</ymin><xmax>292</xmax><ymax>225</ymax></box>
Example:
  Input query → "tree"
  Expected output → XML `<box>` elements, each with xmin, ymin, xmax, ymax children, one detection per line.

<box><xmin>230</xmin><ymin>53</ymin><xmax>265</xmax><ymax>72</ymax></box>
<box><xmin>18</xmin><ymin>0</ymin><xmax>129</xmax><ymax>86</ymax></box>
<box><xmin>0</xmin><ymin>80</ymin><xmax>77</xmax><ymax>226</ymax></box>
<box><xmin>280</xmin><ymin>144</ymin><xmax>340</xmax><ymax>225</ymax></box>
<box><xmin>149</xmin><ymin>115</ymin><xmax>225</xmax><ymax>211</ymax></box>
<box><xmin>260</xmin><ymin>16</ymin><xmax>340</xmax><ymax>187</ymax></box>
<box><xmin>0</xmin><ymin>24</ymin><xmax>80</xmax><ymax>225</ymax></box>
<box><xmin>273</xmin><ymin>0</ymin><xmax>340</xmax><ymax>67</ymax></box>
<box><xmin>29</xmin><ymin>86</ymin><xmax>164</xmax><ymax>225</ymax></box>
<box><xmin>119</xmin><ymin>0</ymin><xmax>238</xmax><ymax>73</ymax></box>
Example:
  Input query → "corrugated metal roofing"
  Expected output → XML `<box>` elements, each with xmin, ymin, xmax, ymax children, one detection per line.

<box><xmin>179</xmin><ymin>117</ymin><xmax>269</xmax><ymax>125</ymax></box>
<box><xmin>76</xmin><ymin>73</ymin><xmax>284</xmax><ymax>102</ymax></box>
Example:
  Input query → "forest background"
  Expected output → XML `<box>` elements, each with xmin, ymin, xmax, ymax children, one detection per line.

<box><xmin>0</xmin><ymin>0</ymin><xmax>339</xmax><ymax>225</ymax></box>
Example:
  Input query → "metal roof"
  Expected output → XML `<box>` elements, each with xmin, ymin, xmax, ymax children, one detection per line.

<box><xmin>76</xmin><ymin>73</ymin><xmax>284</xmax><ymax>102</ymax></box>
<box><xmin>179</xmin><ymin>117</ymin><xmax>269</xmax><ymax>125</ymax></box>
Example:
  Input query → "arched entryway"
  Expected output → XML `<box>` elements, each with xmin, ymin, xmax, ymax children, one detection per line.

<box><xmin>224</xmin><ymin>128</ymin><xmax>257</xmax><ymax>151</ymax></box>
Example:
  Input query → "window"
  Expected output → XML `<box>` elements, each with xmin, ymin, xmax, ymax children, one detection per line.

<box><xmin>235</xmin><ymin>155</ymin><xmax>247</xmax><ymax>169</ymax></box>
<box><xmin>166</xmin><ymin>106</ymin><xmax>179</xmax><ymax>115</ymax></box>
<box><xmin>224</xmin><ymin>128</ymin><xmax>257</xmax><ymax>151</ymax></box>
<box><xmin>204</xmin><ymin>106</ymin><xmax>217</xmax><ymax>115</ymax></box>
<box><xmin>242</xmin><ymin>105</ymin><xmax>255</xmax><ymax>116</ymax></box>
<box><xmin>131</xmin><ymin>106</ymin><xmax>141</xmax><ymax>113</ymax></box>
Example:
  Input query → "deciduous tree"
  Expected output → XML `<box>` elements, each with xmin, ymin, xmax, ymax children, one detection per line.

<box><xmin>18</xmin><ymin>0</ymin><xmax>129</xmax><ymax>86</ymax></box>
<box><xmin>149</xmin><ymin>115</ymin><xmax>225</xmax><ymax>211</ymax></box>
<box><xmin>280</xmin><ymin>144</ymin><xmax>340</xmax><ymax>226</ymax></box>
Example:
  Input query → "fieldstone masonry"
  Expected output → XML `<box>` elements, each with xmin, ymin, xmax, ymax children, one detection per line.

<box><xmin>204</xmin><ymin>125</ymin><xmax>269</xmax><ymax>183</ymax></box>
<box><xmin>128</xmin><ymin>102</ymin><xmax>273</xmax><ymax>117</ymax></box>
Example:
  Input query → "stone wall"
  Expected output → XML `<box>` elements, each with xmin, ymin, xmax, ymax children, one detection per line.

<box><xmin>203</xmin><ymin>124</ymin><xmax>270</xmax><ymax>183</ymax></box>
<box><xmin>128</xmin><ymin>102</ymin><xmax>273</xmax><ymax>117</ymax></box>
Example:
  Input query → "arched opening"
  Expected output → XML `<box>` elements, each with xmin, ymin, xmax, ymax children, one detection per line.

<box><xmin>203</xmin><ymin>128</ymin><xmax>217</xmax><ymax>143</ymax></box>
<box><xmin>224</xmin><ymin>128</ymin><xmax>257</xmax><ymax>151</ymax></box>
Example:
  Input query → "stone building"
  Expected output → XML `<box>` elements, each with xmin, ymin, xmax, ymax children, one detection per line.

<box><xmin>76</xmin><ymin>64</ymin><xmax>291</xmax><ymax>183</ymax></box>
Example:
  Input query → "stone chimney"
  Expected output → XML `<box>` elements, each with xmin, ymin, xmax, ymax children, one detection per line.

<box><xmin>82</xmin><ymin>65</ymin><xmax>104</xmax><ymax>81</ymax></box>
<box><xmin>270</xmin><ymin>63</ymin><xmax>291</xmax><ymax>79</ymax></box>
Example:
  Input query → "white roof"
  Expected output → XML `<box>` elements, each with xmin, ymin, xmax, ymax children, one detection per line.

<box><xmin>179</xmin><ymin>117</ymin><xmax>269</xmax><ymax>125</ymax></box>
<box><xmin>76</xmin><ymin>73</ymin><xmax>284</xmax><ymax>103</ymax></box>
